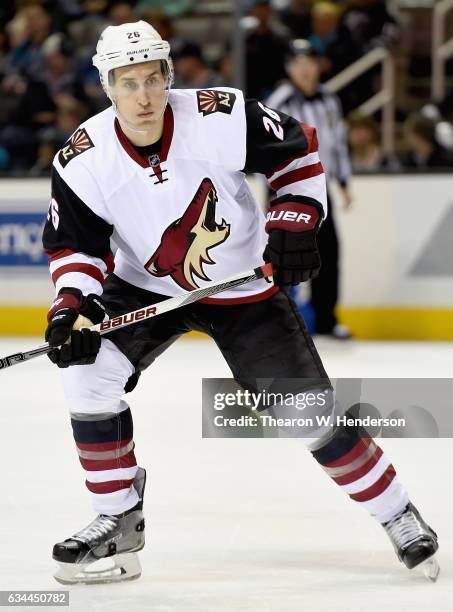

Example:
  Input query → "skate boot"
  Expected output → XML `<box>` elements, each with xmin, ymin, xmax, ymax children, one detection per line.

<box><xmin>383</xmin><ymin>501</ymin><xmax>439</xmax><ymax>582</ymax></box>
<box><xmin>53</xmin><ymin>467</ymin><xmax>146</xmax><ymax>585</ymax></box>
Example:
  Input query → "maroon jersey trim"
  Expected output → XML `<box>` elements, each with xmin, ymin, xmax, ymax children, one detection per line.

<box><xmin>199</xmin><ymin>285</ymin><xmax>279</xmax><ymax>305</ymax></box>
<box><xmin>114</xmin><ymin>105</ymin><xmax>174</xmax><ymax>168</ymax></box>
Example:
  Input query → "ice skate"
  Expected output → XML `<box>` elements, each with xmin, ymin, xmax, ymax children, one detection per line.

<box><xmin>383</xmin><ymin>501</ymin><xmax>439</xmax><ymax>582</ymax></box>
<box><xmin>53</xmin><ymin>467</ymin><xmax>146</xmax><ymax>585</ymax></box>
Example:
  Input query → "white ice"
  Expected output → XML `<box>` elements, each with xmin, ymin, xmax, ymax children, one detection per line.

<box><xmin>0</xmin><ymin>337</ymin><xmax>452</xmax><ymax>611</ymax></box>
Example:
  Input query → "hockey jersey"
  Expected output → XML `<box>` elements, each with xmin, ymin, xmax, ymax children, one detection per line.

<box><xmin>42</xmin><ymin>87</ymin><xmax>327</xmax><ymax>303</ymax></box>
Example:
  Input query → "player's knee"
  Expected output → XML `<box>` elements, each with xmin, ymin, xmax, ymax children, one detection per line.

<box><xmin>61</xmin><ymin>339</ymin><xmax>135</xmax><ymax>415</ymax></box>
<box><xmin>264</xmin><ymin>386</ymin><xmax>336</xmax><ymax>442</ymax></box>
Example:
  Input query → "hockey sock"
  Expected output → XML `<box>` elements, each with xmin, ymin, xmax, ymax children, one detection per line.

<box><xmin>70</xmin><ymin>402</ymin><xmax>139</xmax><ymax>515</ymax></box>
<box><xmin>310</xmin><ymin>422</ymin><xmax>409</xmax><ymax>523</ymax></box>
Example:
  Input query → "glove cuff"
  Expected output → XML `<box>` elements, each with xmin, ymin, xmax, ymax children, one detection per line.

<box><xmin>265</xmin><ymin>195</ymin><xmax>324</xmax><ymax>234</ymax></box>
<box><xmin>47</xmin><ymin>287</ymin><xmax>82</xmax><ymax>321</ymax></box>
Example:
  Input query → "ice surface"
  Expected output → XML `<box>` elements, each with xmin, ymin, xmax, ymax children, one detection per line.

<box><xmin>0</xmin><ymin>336</ymin><xmax>452</xmax><ymax>611</ymax></box>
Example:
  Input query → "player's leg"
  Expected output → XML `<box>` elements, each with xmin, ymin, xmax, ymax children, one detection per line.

<box><xmin>309</xmin><ymin>423</ymin><xmax>438</xmax><ymax>579</ymax></box>
<box><xmin>53</xmin><ymin>275</ymin><xmax>191</xmax><ymax>583</ymax></box>
<box><xmin>61</xmin><ymin>338</ymin><xmax>140</xmax><ymax>515</ymax></box>
<box><xmin>199</xmin><ymin>291</ymin><xmax>407</xmax><ymax>524</ymax></box>
<box><xmin>53</xmin><ymin>338</ymin><xmax>146</xmax><ymax>584</ymax></box>
<box><xmin>60</xmin><ymin>274</ymin><xmax>190</xmax><ymax>516</ymax></box>
<box><xmin>195</xmin><ymin>290</ymin><xmax>438</xmax><ymax>578</ymax></box>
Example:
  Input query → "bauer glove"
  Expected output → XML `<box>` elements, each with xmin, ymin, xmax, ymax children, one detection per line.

<box><xmin>45</xmin><ymin>287</ymin><xmax>106</xmax><ymax>367</ymax></box>
<box><xmin>263</xmin><ymin>195</ymin><xmax>323</xmax><ymax>286</ymax></box>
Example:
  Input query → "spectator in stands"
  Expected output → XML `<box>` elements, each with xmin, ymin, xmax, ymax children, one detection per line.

<box><xmin>0</xmin><ymin>12</ymin><xmax>28</xmax><ymax>82</ymax></box>
<box><xmin>266</xmin><ymin>39</ymin><xmax>353</xmax><ymax>339</ymax></box>
<box><xmin>0</xmin><ymin>14</ymin><xmax>29</xmax><ymax>137</ymax></box>
<box><xmin>109</xmin><ymin>2</ymin><xmax>137</xmax><ymax>26</ymax></box>
<box><xmin>61</xmin><ymin>1</ymin><xmax>109</xmax><ymax>114</ymax></box>
<box><xmin>308</xmin><ymin>1</ymin><xmax>359</xmax><ymax>80</ymax></box>
<box><xmin>245</xmin><ymin>0</ymin><xmax>289</xmax><ymax>100</ymax></box>
<box><xmin>31</xmin><ymin>95</ymin><xmax>87</xmax><ymax>175</ymax></box>
<box><xmin>342</xmin><ymin>0</ymin><xmax>400</xmax><ymax>53</ymax></box>
<box><xmin>279</xmin><ymin>0</ymin><xmax>314</xmax><ymax>39</ymax></box>
<box><xmin>4</xmin><ymin>10</ymin><xmax>29</xmax><ymax>54</ymax></box>
<box><xmin>49</xmin><ymin>0</ymin><xmax>85</xmax><ymax>29</ymax></box>
<box><xmin>172</xmin><ymin>40</ymin><xmax>224</xmax><ymax>89</ymax></box>
<box><xmin>218</xmin><ymin>46</ymin><xmax>234</xmax><ymax>88</ymax></box>
<box><xmin>140</xmin><ymin>10</ymin><xmax>176</xmax><ymax>43</ymax></box>
<box><xmin>41</xmin><ymin>33</ymin><xmax>77</xmax><ymax>99</ymax></box>
<box><xmin>402</xmin><ymin>113</ymin><xmax>453</xmax><ymax>169</ymax></box>
<box><xmin>341</xmin><ymin>1</ymin><xmax>400</xmax><ymax>112</ymax></box>
<box><xmin>67</xmin><ymin>0</ymin><xmax>109</xmax><ymax>61</ymax></box>
<box><xmin>348</xmin><ymin>113</ymin><xmax>400</xmax><ymax>172</ymax></box>
<box><xmin>76</xmin><ymin>51</ymin><xmax>109</xmax><ymax>114</ymax></box>
<box><xmin>0</xmin><ymin>76</ymin><xmax>56</xmax><ymax>171</ymax></box>
<box><xmin>6</xmin><ymin>3</ymin><xmax>52</xmax><ymax>77</ymax></box>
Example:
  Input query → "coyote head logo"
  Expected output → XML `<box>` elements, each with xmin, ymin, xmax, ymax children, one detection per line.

<box><xmin>145</xmin><ymin>178</ymin><xmax>230</xmax><ymax>290</ymax></box>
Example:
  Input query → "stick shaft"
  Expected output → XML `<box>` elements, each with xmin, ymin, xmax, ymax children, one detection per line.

<box><xmin>0</xmin><ymin>263</ymin><xmax>272</xmax><ymax>371</ymax></box>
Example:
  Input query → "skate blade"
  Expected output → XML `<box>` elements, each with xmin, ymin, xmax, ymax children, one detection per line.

<box><xmin>418</xmin><ymin>555</ymin><xmax>440</xmax><ymax>583</ymax></box>
<box><xmin>54</xmin><ymin>552</ymin><xmax>142</xmax><ymax>585</ymax></box>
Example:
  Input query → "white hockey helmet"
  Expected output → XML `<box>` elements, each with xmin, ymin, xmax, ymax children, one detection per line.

<box><xmin>93</xmin><ymin>20</ymin><xmax>173</xmax><ymax>96</ymax></box>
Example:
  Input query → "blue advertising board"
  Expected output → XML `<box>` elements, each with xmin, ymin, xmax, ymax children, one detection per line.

<box><xmin>0</xmin><ymin>212</ymin><xmax>48</xmax><ymax>266</ymax></box>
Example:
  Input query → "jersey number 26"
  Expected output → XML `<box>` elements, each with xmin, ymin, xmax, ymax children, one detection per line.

<box><xmin>258</xmin><ymin>102</ymin><xmax>284</xmax><ymax>141</ymax></box>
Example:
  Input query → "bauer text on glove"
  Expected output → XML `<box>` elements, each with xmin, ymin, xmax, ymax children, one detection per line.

<box><xmin>263</xmin><ymin>195</ymin><xmax>324</xmax><ymax>286</ymax></box>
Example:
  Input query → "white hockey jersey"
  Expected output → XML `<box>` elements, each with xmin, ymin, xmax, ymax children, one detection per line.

<box><xmin>43</xmin><ymin>87</ymin><xmax>327</xmax><ymax>303</ymax></box>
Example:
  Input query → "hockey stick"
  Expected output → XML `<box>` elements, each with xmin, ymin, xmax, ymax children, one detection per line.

<box><xmin>0</xmin><ymin>263</ymin><xmax>273</xmax><ymax>371</ymax></box>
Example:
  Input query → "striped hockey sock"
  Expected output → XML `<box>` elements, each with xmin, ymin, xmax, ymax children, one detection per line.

<box><xmin>311</xmin><ymin>428</ymin><xmax>409</xmax><ymax>524</ymax></box>
<box><xmin>70</xmin><ymin>403</ymin><xmax>140</xmax><ymax>515</ymax></box>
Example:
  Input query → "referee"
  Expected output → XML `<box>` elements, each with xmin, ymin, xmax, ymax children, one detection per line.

<box><xmin>266</xmin><ymin>40</ymin><xmax>353</xmax><ymax>339</ymax></box>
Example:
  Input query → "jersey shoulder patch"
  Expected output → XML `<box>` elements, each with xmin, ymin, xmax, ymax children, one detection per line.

<box><xmin>58</xmin><ymin>128</ymin><xmax>95</xmax><ymax>168</ymax></box>
<box><xmin>196</xmin><ymin>89</ymin><xmax>236</xmax><ymax>116</ymax></box>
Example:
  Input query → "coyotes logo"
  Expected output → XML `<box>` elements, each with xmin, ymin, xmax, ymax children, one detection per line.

<box><xmin>197</xmin><ymin>90</ymin><xmax>236</xmax><ymax>116</ymax></box>
<box><xmin>146</xmin><ymin>178</ymin><xmax>230</xmax><ymax>290</ymax></box>
<box><xmin>58</xmin><ymin>128</ymin><xmax>94</xmax><ymax>168</ymax></box>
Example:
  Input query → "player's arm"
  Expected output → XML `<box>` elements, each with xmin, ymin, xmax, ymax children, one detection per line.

<box><xmin>44</xmin><ymin>166</ymin><xmax>114</xmax><ymax>296</ymax></box>
<box><xmin>243</xmin><ymin>99</ymin><xmax>327</xmax><ymax>286</ymax></box>
<box><xmin>42</xmin><ymin>166</ymin><xmax>114</xmax><ymax>367</ymax></box>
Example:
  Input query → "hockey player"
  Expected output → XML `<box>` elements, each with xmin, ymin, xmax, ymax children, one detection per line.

<box><xmin>42</xmin><ymin>21</ymin><xmax>439</xmax><ymax>584</ymax></box>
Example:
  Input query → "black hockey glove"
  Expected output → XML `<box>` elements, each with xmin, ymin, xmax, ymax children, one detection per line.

<box><xmin>45</xmin><ymin>287</ymin><xmax>106</xmax><ymax>368</ymax></box>
<box><xmin>263</xmin><ymin>195</ymin><xmax>324</xmax><ymax>286</ymax></box>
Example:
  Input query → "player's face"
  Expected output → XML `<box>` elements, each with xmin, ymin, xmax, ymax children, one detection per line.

<box><xmin>111</xmin><ymin>61</ymin><xmax>168</xmax><ymax>128</ymax></box>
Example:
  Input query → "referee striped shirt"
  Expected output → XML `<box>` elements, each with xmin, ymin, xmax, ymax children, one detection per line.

<box><xmin>266</xmin><ymin>82</ymin><xmax>352</xmax><ymax>186</ymax></box>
